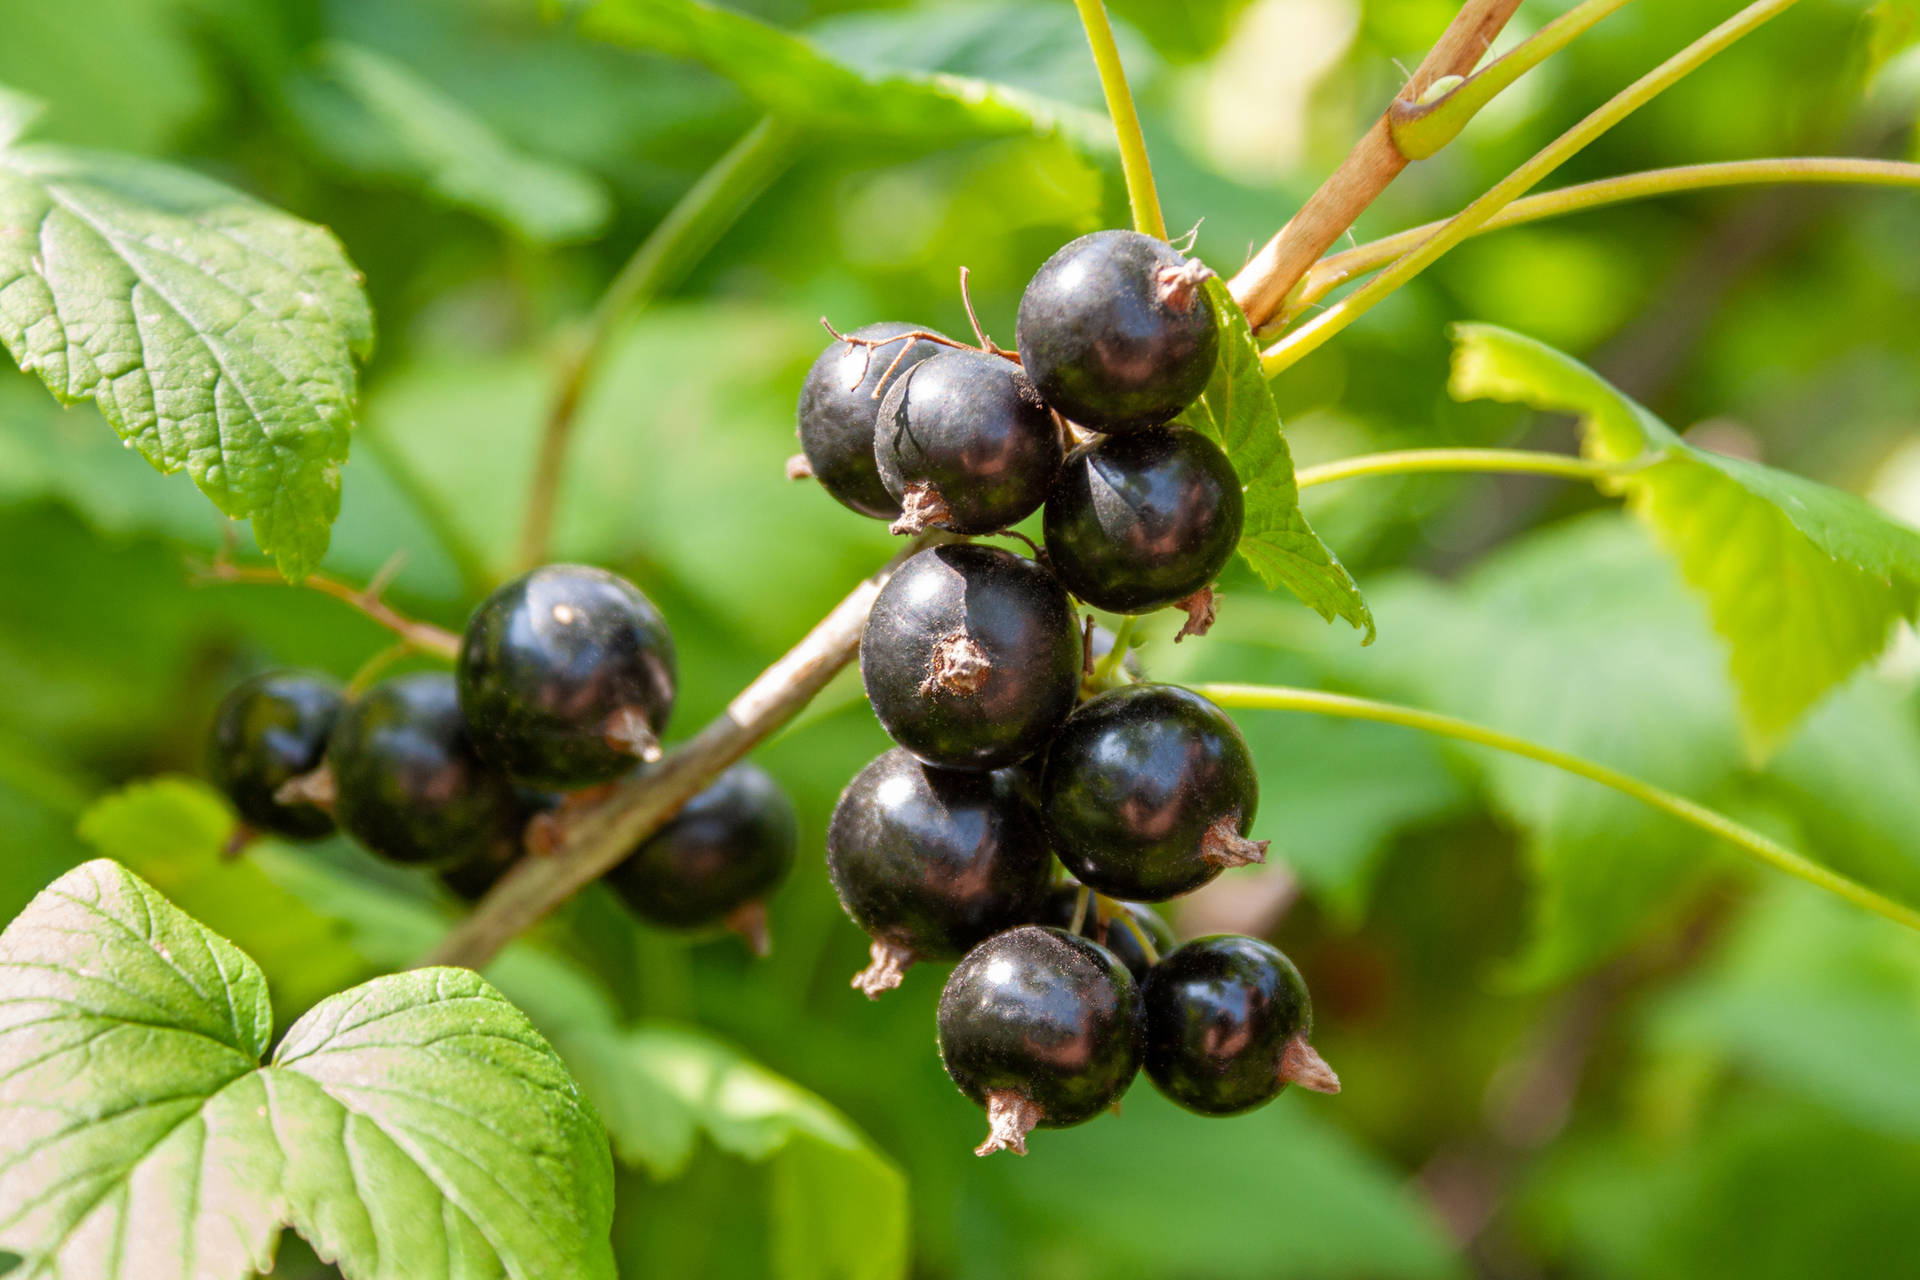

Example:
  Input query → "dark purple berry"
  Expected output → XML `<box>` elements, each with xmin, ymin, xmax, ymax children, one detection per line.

<box><xmin>875</xmin><ymin>349</ymin><xmax>1063</xmax><ymax>536</ymax></box>
<box><xmin>1034</xmin><ymin>885</ymin><xmax>1175</xmax><ymax>982</ymax></box>
<box><xmin>328</xmin><ymin>672</ymin><xmax>519</xmax><ymax>869</ymax></box>
<box><xmin>826</xmin><ymin>748</ymin><xmax>1053</xmax><ymax>997</ymax></box>
<box><xmin>1143</xmin><ymin>934</ymin><xmax>1339</xmax><ymax>1115</ymax></box>
<box><xmin>607</xmin><ymin>762</ymin><xmax>797</xmax><ymax>953</ymax></box>
<box><xmin>937</xmin><ymin>925</ymin><xmax>1142</xmax><ymax>1156</ymax></box>
<box><xmin>797</xmin><ymin>322</ymin><xmax>952</xmax><ymax>519</ymax></box>
<box><xmin>1044</xmin><ymin>427</ymin><xmax>1244</xmax><ymax>614</ymax></box>
<box><xmin>458</xmin><ymin>564</ymin><xmax>677</xmax><ymax>788</ymax></box>
<box><xmin>1016</xmin><ymin>230</ymin><xmax>1219</xmax><ymax>432</ymax></box>
<box><xmin>1041</xmin><ymin>684</ymin><xmax>1267</xmax><ymax>901</ymax></box>
<box><xmin>437</xmin><ymin>788</ymin><xmax>559</xmax><ymax>902</ymax></box>
<box><xmin>206</xmin><ymin>670</ymin><xmax>344</xmax><ymax>840</ymax></box>
<box><xmin>861</xmin><ymin>544</ymin><xmax>1080</xmax><ymax>771</ymax></box>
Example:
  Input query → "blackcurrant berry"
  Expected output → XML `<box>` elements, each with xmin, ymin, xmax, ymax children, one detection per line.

<box><xmin>937</xmin><ymin>925</ymin><xmax>1142</xmax><ymax>1156</ymax></box>
<box><xmin>1034</xmin><ymin>885</ymin><xmax>1175</xmax><ymax>982</ymax></box>
<box><xmin>1044</xmin><ymin>428</ymin><xmax>1244</xmax><ymax>614</ymax></box>
<box><xmin>206</xmin><ymin>670</ymin><xmax>345</xmax><ymax>840</ymax></box>
<box><xmin>606</xmin><ymin>761</ymin><xmax>797</xmax><ymax>954</ymax></box>
<box><xmin>874</xmin><ymin>349</ymin><xmax>1063</xmax><ymax>535</ymax></box>
<box><xmin>797</xmin><ymin>322</ymin><xmax>952</xmax><ymax>519</ymax></box>
<box><xmin>1016</xmin><ymin>229</ymin><xmax>1219</xmax><ymax>432</ymax></box>
<box><xmin>1143</xmin><ymin>934</ymin><xmax>1339</xmax><ymax>1115</ymax></box>
<box><xmin>437</xmin><ymin>788</ymin><xmax>559</xmax><ymax>902</ymax></box>
<box><xmin>861</xmin><ymin>544</ymin><xmax>1080</xmax><ymax>771</ymax></box>
<box><xmin>1041</xmin><ymin>683</ymin><xmax>1267</xmax><ymax>901</ymax></box>
<box><xmin>458</xmin><ymin>564</ymin><xmax>677</xmax><ymax>788</ymax></box>
<box><xmin>328</xmin><ymin>671</ymin><xmax>520</xmax><ymax>869</ymax></box>
<box><xmin>827</xmin><ymin>748</ymin><xmax>1053</xmax><ymax>996</ymax></box>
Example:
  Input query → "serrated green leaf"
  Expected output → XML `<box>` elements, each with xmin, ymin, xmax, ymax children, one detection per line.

<box><xmin>0</xmin><ymin>111</ymin><xmax>374</xmax><ymax>579</ymax></box>
<box><xmin>1181</xmin><ymin>277</ymin><xmax>1373</xmax><ymax>641</ymax></box>
<box><xmin>0</xmin><ymin>859</ymin><xmax>616</xmax><ymax>1280</ymax></box>
<box><xmin>1450</xmin><ymin>323</ymin><xmax>1920</xmax><ymax>755</ymax></box>
<box><xmin>295</xmin><ymin>41</ymin><xmax>612</xmax><ymax>246</ymax></box>
<box><xmin>559</xmin><ymin>1023</ymin><xmax>908</xmax><ymax>1280</ymax></box>
<box><xmin>75</xmin><ymin>776</ymin><xmax>367</xmax><ymax>1020</ymax></box>
<box><xmin>573</xmin><ymin>0</ymin><xmax>1114</xmax><ymax>159</ymax></box>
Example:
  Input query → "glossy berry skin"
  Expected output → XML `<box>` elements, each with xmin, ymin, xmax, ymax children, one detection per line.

<box><xmin>1016</xmin><ymin>230</ymin><xmax>1219</xmax><ymax>432</ymax></box>
<box><xmin>1041</xmin><ymin>684</ymin><xmax>1263</xmax><ymax>901</ymax></box>
<box><xmin>607</xmin><ymin>762</ymin><xmax>797</xmax><ymax>929</ymax></box>
<box><xmin>861</xmin><ymin>544</ymin><xmax>1080</xmax><ymax>771</ymax></box>
<box><xmin>1044</xmin><ymin>428</ymin><xmax>1244</xmax><ymax>613</ymax></box>
<box><xmin>1035</xmin><ymin>885</ymin><xmax>1176</xmax><ymax>983</ymax></box>
<box><xmin>875</xmin><ymin>349</ymin><xmax>1063</xmax><ymax>535</ymax></box>
<box><xmin>206</xmin><ymin>670</ymin><xmax>344</xmax><ymax>839</ymax></box>
<box><xmin>437</xmin><ymin>789</ymin><xmax>558</xmax><ymax>902</ymax></box>
<box><xmin>458</xmin><ymin>564</ymin><xmax>677</xmax><ymax>788</ymax></box>
<box><xmin>798</xmin><ymin>322</ymin><xmax>951</xmax><ymax>519</ymax></box>
<box><xmin>328</xmin><ymin>672</ymin><xmax>519</xmax><ymax>869</ymax></box>
<box><xmin>1143</xmin><ymin>935</ymin><xmax>1313</xmax><ymax>1116</ymax></box>
<box><xmin>937</xmin><ymin>926</ymin><xmax>1142</xmax><ymax>1150</ymax></box>
<box><xmin>827</xmin><ymin>749</ymin><xmax>1053</xmax><ymax>974</ymax></box>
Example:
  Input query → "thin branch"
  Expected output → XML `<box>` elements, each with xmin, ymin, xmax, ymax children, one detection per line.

<box><xmin>1263</xmin><ymin>0</ymin><xmax>1806</xmax><ymax>376</ymax></box>
<box><xmin>1228</xmin><ymin>0</ymin><xmax>1526</xmax><ymax>330</ymax></box>
<box><xmin>194</xmin><ymin>559</ymin><xmax>460</xmax><ymax>661</ymax></box>
<box><xmin>1295</xmin><ymin>446</ymin><xmax>1657</xmax><ymax>490</ymax></box>
<box><xmin>516</xmin><ymin>117</ymin><xmax>798</xmax><ymax>572</ymax></box>
<box><xmin>1074</xmin><ymin>0</ymin><xmax>1167</xmax><ymax>239</ymax></box>
<box><xmin>422</xmin><ymin>534</ymin><xmax>945</xmax><ymax>970</ymax></box>
<box><xmin>1291</xmin><ymin>158</ymin><xmax>1920</xmax><ymax>320</ymax></box>
<box><xmin>1199</xmin><ymin>683</ymin><xmax>1920</xmax><ymax>935</ymax></box>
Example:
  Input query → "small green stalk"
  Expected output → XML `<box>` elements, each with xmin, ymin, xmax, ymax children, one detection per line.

<box><xmin>1198</xmin><ymin>683</ymin><xmax>1920</xmax><ymax>935</ymax></box>
<box><xmin>1264</xmin><ymin>0</ymin><xmax>1804</xmax><ymax>377</ymax></box>
<box><xmin>1095</xmin><ymin>614</ymin><xmax>1137</xmax><ymax>686</ymax></box>
<box><xmin>1295</xmin><ymin>447</ymin><xmax>1656</xmax><ymax>491</ymax></box>
<box><xmin>1073</xmin><ymin>0</ymin><xmax>1168</xmax><ymax>240</ymax></box>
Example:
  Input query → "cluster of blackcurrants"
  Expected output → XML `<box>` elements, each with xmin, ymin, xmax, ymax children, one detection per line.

<box><xmin>796</xmin><ymin>230</ymin><xmax>1337</xmax><ymax>1156</ymax></box>
<box><xmin>206</xmin><ymin>565</ymin><xmax>798</xmax><ymax>952</ymax></box>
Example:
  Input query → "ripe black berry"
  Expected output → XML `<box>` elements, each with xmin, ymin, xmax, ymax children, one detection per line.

<box><xmin>606</xmin><ymin>761</ymin><xmax>797</xmax><ymax>953</ymax></box>
<box><xmin>1034</xmin><ymin>885</ymin><xmax>1175</xmax><ymax>982</ymax></box>
<box><xmin>875</xmin><ymin>349</ymin><xmax>1063</xmax><ymax>535</ymax></box>
<box><xmin>437</xmin><ymin>788</ymin><xmax>559</xmax><ymax>902</ymax></box>
<box><xmin>458</xmin><ymin>564</ymin><xmax>677</xmax><ymax>788</ymax></box>
<box><xmin>797</xmin><ymin>322</ymin><xmax>952</xmax><ymax>519</ymax></box>
<box><xmin>1041</xmin><ymin>683</ymin><xmax>1267</xmax><ymax>900</ymax></box>
<box><xmin>206</xmin><ymin>670</ymin><xmax>345</xmax><ymax>840</ymax></box>
<box><xmin>1143</xmin><ymin>935</ymin><xmax>1339</xmax><ymax>1115</ymax></box>
<box><xmin>861</xmin><ymin>544</ymin><xmax>1080</xmax><ymax>771</ymax></box>
<box><xmin>937</xmin><ymin>925</ymin><xmax>1142</xmax><ymax>1156</ymax></box>
<box><xmin>328</xmin><ymin>672</ymin><xmax>519</xmax><ymax>868</ymax></box>
<box><xmin>827</xmin><ymin>748</ymin><xmax>1053</xmax><ymax>996</ymax></box>
<box><xmin>1044</xmin><ymin>428</ymin><xmax>1244</xmax><ymax>614</ymax></box>
<box><xmin>1016</xmin><ymin>230</ymin><xmax>1219</xmax><ymax>432</ymax></box>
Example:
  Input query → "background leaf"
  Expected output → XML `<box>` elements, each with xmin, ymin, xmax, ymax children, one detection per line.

<box><xmin>0</xmin><ymin>115</ymin><xmax>374</xmax><ymax>577</ymax></box>
<box><xmin>1449</xmin><ymin>323</ymin><xmax>1920</xmax><ymax>753</ymax></box>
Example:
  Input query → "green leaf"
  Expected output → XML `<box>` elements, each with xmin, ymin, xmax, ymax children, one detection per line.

<box><xmin>1449</xmin><ymin>322</ymin><xmax>1920</xmax><ymax>755</ymax></box>
<box><xmin>74</xmin><ymin>776</ymin><xmax>367</xmax><ymax>1020</ymax></box>
<box><xmin>573</xmin><ymin>0</ymin><xmax>1114</xmax><ymax>159</ymax></box>
<box><xmin>294</xmin><ymin>41</ymin><xmax>612</xmax><ymax>246</ymax></box>
<box><xmin>1181</xmin><ymin>277</ymin><xmax>1374</xmax><ymax>641</ymax></box>
<box><xmin>560</xmin><ymin>1023</ymin><xmax>908</xmax><ymax>1280</ymax></box>
<box><xmin>0</xmin><ymin>108</ymin><xmax>374</xmax><ymax>578</ymax></box>
<box><xmin>0</xmin><ymin>859</ymin><xmax>616</xmax><ymax>1280</ymax></box>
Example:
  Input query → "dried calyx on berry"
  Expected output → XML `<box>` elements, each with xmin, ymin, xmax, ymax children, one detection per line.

<box><xmin>458</xmin><ymin>564</ymin><xmax>677</xmax><ymax>789</ymax></box>
<box><xmin>937</xmin><ymin>926</ymin><xmax>1142</xmax><ymax>1156</ymax></box>
<box><xmin>860</xmin><ymin>544</ymin><xmax>1081</xmax><ymax>772</ymax></box>
<box><xmin>1143</xmin><ymin>935</ymin><xmax>1338</xmax><ymax>1116</ymax></box>
<box><xmin>827</xmin><ymin>748</ymin><xmax>1053</xmax><ymax>997</ymax></box>
<box><xmin>1042</xmin><ymin>683</ymin><xmax>1268</xmax><ymax>901</ymax></box>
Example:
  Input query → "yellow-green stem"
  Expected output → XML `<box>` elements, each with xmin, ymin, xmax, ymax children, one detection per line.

<box><xmin>1111</xmin><ymin>906</ymin><xmax>1161</xmax><ymax>964</ymax></box>
<box><xmin>1096</xmin><ymin>614</ymin><xmax>1138</xmax><ymax>685</ymax></box>
<box><xmin>1198</xmin><ymin>683</ymin><xmax>1920</xmax><ymax>934</ymax></box>
<box><xmin>1073</xmin><ymin>0</ymin><xmax>1167</xmax><ymax>240</ymax></box>
<box><xmin>1293</xmin><ymin>158</ymin><xmax>1920</xmax><ymax>318</ymax></box>
<box><xmin>1264</xmin><ymin>0</ymin><xmax>1804</xmax><ymax>376</ymax></box>
<box><xmin>1296</xmin><ymin>447</ymin><xmax>1652</xmax><ymax>490</ymax></box>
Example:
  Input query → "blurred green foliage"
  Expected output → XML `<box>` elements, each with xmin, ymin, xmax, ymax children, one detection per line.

<box><xmin>3</xmin><ymin>0</ymin><xmax>1920</xmax><ymax>1276</ymax></box>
